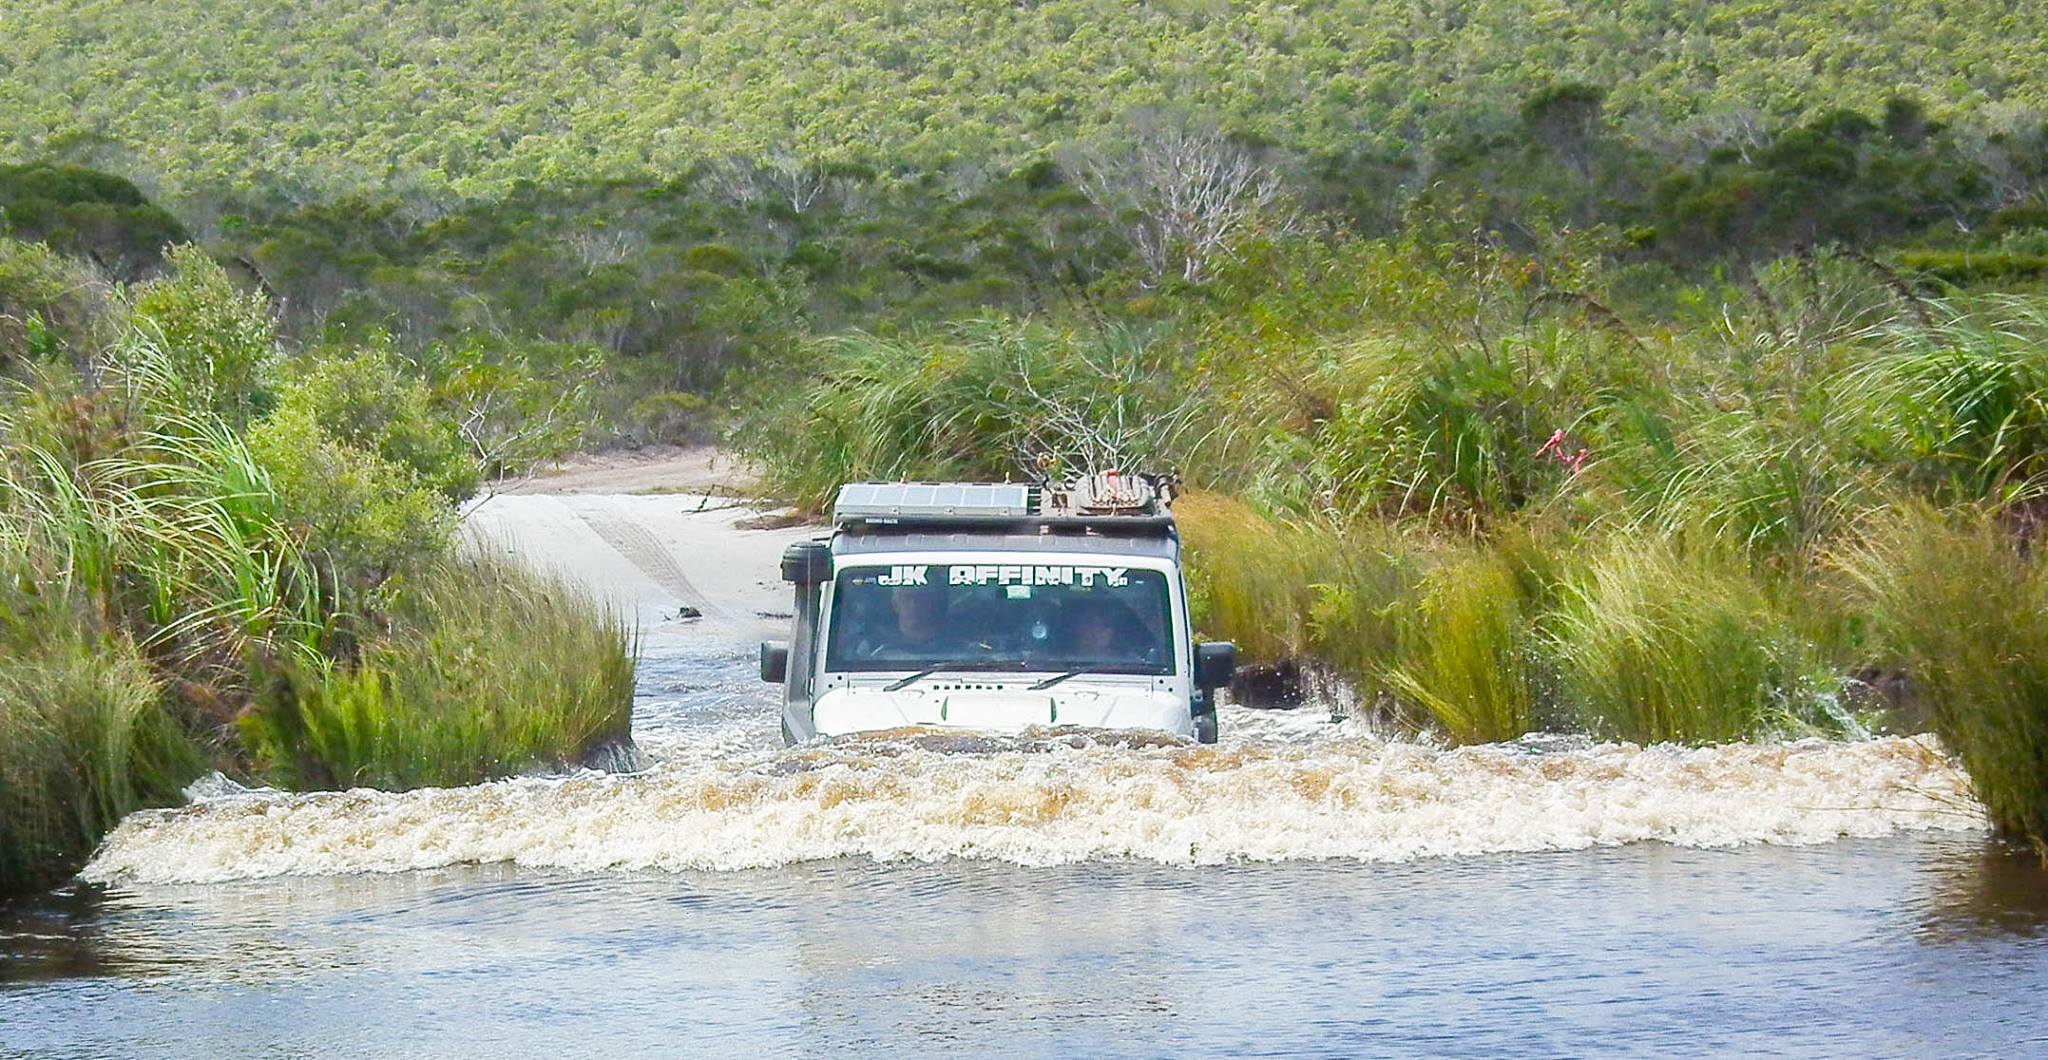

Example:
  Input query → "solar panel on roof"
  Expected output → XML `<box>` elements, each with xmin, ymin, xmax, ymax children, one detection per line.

<box><xmin>833</xmin><ymin>482</ymin><xmax>1033</xmax><ymax>521</ymax></box>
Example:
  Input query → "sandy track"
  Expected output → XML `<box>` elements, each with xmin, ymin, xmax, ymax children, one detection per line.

<box><xmin>463</xmin><ymin>475</ymin><xmax>815</xmax><ymax>643</ymax></box>
<box><xmin>502</xmin><ymin>445</ymin><xmax>757</xmax><ymax>496</ymax></box>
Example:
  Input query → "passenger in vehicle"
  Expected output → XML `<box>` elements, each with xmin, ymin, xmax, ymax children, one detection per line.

<box><xmin>1067</xmin><ymin>599</ymin><xmax>1149</xmax><ymax>665</ymax></box>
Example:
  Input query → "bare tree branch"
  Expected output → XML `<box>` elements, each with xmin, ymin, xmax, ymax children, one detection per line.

<box><xmin>1062</xmin><ymin>114</ymin><xmax>1292</xmax><ymax>285</ymax></box>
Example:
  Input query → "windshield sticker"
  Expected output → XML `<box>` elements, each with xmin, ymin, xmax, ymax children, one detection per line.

<box><xmin>866</xmin><ymin>564</ymin><xmax>1133</xmax><ymax>588</ymax></box>
<box><xmin>875</xmin><ymin>565</ymin><xmax>930</xmax><ymax>586</ymax></box>
<box><xmin>945</xmin><ymin>565</ymin><xmax>1130</xmax><ymax>587</ymax></box>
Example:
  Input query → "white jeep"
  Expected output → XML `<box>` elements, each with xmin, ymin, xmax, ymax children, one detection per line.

<box><xmin>761</xmin><ymin>479</ymin><xmax>1234</xmax><ymax>743</ymax></box>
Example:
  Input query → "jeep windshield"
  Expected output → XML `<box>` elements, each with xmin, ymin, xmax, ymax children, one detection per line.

<box><xmin>824</xmin><ymin>563</ymin><xmax>1174</xmax><ymax>676</ymax></box>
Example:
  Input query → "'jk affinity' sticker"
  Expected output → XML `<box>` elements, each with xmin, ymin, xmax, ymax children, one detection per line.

<box><xmin>873</xmin><ymin>565</ymin><xmax>1130</xmax><ymax>588</ymax></box>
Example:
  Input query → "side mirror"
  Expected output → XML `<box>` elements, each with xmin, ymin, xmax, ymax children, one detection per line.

<box><xmin>1194</xmin><ymin>642</ymin><xmax>1236</xmax><ymax>689</ymax></box>
<box><xmin>760</xmin><ymin>641</ymin><xmax>789</xmax><ymax>683</ymax></box>
<box><xmin>780</xmin><ymin>541</ymin><xmax>831</xmax><ymax>584</ymax></box>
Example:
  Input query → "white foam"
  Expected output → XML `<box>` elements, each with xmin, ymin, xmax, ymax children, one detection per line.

<box><xmin>83</xmin><ymin>734</ymin><xmax>1984</xmax><ymax>885</ymax></box>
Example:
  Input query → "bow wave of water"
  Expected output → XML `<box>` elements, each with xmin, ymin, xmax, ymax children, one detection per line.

<box><xmin>83</xmin><ymin>722</ymin><xmax>1982</xmax><ymax>885</ymax></box>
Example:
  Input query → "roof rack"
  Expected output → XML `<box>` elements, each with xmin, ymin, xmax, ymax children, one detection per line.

<box><xmin>831</xmin><ymin>475</ymin><xmax>1175</xmax><ymax>536</ymax></box>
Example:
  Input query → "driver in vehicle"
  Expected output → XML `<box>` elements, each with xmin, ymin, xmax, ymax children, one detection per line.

<box><xmin>857</xmin><ymin>582</ymin><xmax>952</xmax><ymax>660</ymax></box>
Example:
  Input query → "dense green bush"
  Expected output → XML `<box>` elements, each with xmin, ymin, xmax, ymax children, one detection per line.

<box><xmin>1648</xmin><ymin>103</ymin><xmax>1985</xmax><ymax>257</ymax></box>
<box><xmin>0</xmin><ymin>162</ymin><xmax>187</xmax><ymax>280</ymax></box>
<box><xmin>619</xmin><ymin>389</ymin><xmax>715</xmax><ymax>447</ymax></box>
<box><xmin>271</xmin><ymin>345</ymin><xmax>480</xmax><ymax>501</ymax></box>
<box><xmin>246</xmin><ymin>403</ymin><xmax>457</xmax><ymax>579</ymax></box>
<box><xmin>125</xmin><ymin>245</ymin><xmax>278</xmax><ymax>425</ymax></box>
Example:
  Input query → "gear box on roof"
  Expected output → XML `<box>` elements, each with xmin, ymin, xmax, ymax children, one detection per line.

<box><xmin>832</xmin><ymin>482</ymin><xmax>1034</xmax><ymax>521</ymax></box>
<box><xmin>830</xmin><ymin>473</ymin><xmax>1174</xmax><ymax>534</ymax></box>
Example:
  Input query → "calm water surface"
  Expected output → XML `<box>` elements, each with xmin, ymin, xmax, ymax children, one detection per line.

<box><xmin>4</xmin><ymin>632</ymin><xmax>2044</xmax><ymax>1057</ymax></box>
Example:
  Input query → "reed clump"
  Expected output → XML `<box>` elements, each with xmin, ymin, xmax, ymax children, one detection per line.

<box><xmin>1846</xmin><ymin>509</ymin><xmax>2048</xmax><ymax>846</ymax></box>
<box><xmin>1175</xmin><ymin>492</ymin><xmax>1329</xmax><ymax>662</ymax></box>
<box><xmin>1380</xmin><ymin>550</ymin><xmax>1539</xmax><ymax>745</ymax></box>
<box><xmin>0</xmin><ymin>588</ymin><xmax>205</xmax><ymax>893</ymax></box>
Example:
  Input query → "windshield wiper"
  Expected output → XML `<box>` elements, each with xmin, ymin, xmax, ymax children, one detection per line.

<box><xmin>1030</xmin><ymin>666</ymin><xmax>1106</xmax><ymax>691</ymax></box>
<box><xmin>884</xmin><ymin>668</ymin><xmax>940</xmax><ymax>691</ymax></box>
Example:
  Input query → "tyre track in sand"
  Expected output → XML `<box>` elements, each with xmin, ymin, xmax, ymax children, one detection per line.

<box><xmin>569</xmin><ymin>502</ymin><xmax>752</xmax><ymax>636</ymax></box>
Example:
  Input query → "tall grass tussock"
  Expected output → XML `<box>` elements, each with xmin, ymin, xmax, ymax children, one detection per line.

<box><xmin>242</xmin><ymin>556</ymin><xmax>636</xmax><ymax>790</ymax></box>
<box><xmin>0</xmin><ymin>594</ymin><xmax>203</xmax><ymax>892</ymax></box>
<box><xmin>1847</xmin><ymin>509</ymin><xmax>2048</xmax><ymax>846</ymax></box>
<box><xmin>1380</xmin><ymin>551</ymin><xmax>1538</xmax><ymax>746</ymax></box>
<box><xmin>1546</xmin><ymin>540</ymin><xmax>1838</xmax><ymax>744</ymax></box>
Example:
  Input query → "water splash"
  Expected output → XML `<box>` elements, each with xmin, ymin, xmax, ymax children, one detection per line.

<box><xmin>84</xmin><ymin>732</ymin><xmax>1982</xmax><ymax>885</ymax></box>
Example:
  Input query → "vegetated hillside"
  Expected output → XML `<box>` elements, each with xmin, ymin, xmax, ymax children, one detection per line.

<box><xmin>2</xmin><ymin>0</ymin><xmax>2043</xmax><ymax>194</ymax></box>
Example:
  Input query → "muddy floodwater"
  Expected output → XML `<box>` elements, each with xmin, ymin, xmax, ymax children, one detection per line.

<box><xmin>5</xmin><ymin>496</ymin><xmax>2046</xmax><ymax>1055</ymax></box>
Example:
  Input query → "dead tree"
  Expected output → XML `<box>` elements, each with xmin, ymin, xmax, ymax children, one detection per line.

<box><xmin>1064</xmin><ymin>115</ymin><xmax>1289</xmax><ymax>285</ymax></box>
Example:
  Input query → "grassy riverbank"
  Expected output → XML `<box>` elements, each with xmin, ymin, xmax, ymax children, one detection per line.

<box><xmin>1</xmin><ymin>238</ymin><xmax>633</xmax><ymax>896</ymax></box>
<box><xmin>741</xmin><ymin>236</ymin><xmax>2048</xmax><ymax>845</ymax></box>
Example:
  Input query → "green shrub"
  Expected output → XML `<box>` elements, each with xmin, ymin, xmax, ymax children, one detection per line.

<box><xmin>125</xmin><ymin>245</ymin><xmax>276</xmax><ymax>425</ymax></box>
<box><xmin>1301</xmin><ymin>336</ymin><xmax>1547</xmax><ymax>518</ymax></box>
<box><xmin>246</xmin><ymin>403</ymin><xmax>456</xmax><ymax>579</ymax></box>
<box><xmin>275</xmin><ymin>345</ymin><xmax>480</xmax><ymax>502</ymax></box>
<box><xmin>1301</xmin><ymin>526</ymin><xmax>1430</xmax><ymax>708</ymax></box>
<box><xmin>241</xmin><ymin>340</ymin><xmax>485</xmax><ymax>580</ymax></box>
<box><xmin>1846</xmin><ymin>508</ymin><xmax>2048</xmax><ymax>844</ymax></box>
<box><xmin>1223</xmin><ymin>317</ymin><xmax>1657</xmax><ymax>524</ymax></box>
